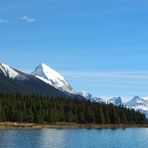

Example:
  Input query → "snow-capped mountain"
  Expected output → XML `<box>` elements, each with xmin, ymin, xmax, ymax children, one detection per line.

<box><xmin>0</xmin><ymin>62</ymin><xmax>76</xmax><ymax>97</ymax></box>
<box><xmin>1</xmin><ymin>62</ymin><xmax>148</xmax><ymax>118</ymax></box>
<box><xmin>108</xmin><ymin>97</ymin><xmax>123</xmax><ymax>106</ymax></box>
<box><xmin>79</xmin><ymin>91</ymin><xmax>105</xmax><ymax>103</ymax></box>
<box><xmin>0</xmin><ymin>63</ymin><xmax>28</xmax><ymax>80</ymax></box>
<box><xmin>80</xmin><ymin>91</ymin><xmax>93</xmax><ymax>100</ymax></box>
<box><xmin>32</xmin><ymin>63</ymin><xmax>74</xmax><ymax>93</ymax></box>
<box><xmin>107</xmin><ymin>96</ymin><xmax>148</xmax><ymax>118</ymax></box>
<box><xmin>125</xmin><ymin>96</ymin><xmax>148</xmax><ymax>118</ymax></box>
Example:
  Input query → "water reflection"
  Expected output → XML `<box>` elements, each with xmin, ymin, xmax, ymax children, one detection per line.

<box><xmin>0</xmin><ymin>128</ymin><xmax>148</xmax><ymax>148</ymax></box>
<box><xmin>39</xmin><ymin>129</ymin><xmax>65</xmax><ymax>148</ymax></box>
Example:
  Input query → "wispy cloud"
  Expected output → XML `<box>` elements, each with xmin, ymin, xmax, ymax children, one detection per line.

<box><xmin>0</xmin><ymin>19</ymin><xmax>8</xmax><ymax>23</ymax></box>
<box><xmin>62</xmin><ymin>71</ymin><xmax>148</xmax><ymax>79</ymax></box>
<box><xmin>20</xmin><ymin>16</ymin><xmax>36</xmax><ymax>23</ymax></box>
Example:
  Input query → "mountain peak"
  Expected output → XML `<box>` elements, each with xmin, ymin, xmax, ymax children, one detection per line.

<box><xmin>32</xmin><ymin>63</ymin><xmax>74</xmax><ymax>93</ymax></box>
<box><xmin>77</xmin><ymin>91</ymin><xmax>105</xmax><ymax>103</ymax></box>
<box><xmin>0</xmin><ymin>62</ymin><xmax>19</xmax><ymax>79</ymax></box>
<box><xmin>108</xmin><ymin>97</ymin><xmax>122</xmax><ymax>106</ymax></box>
<box><xmin>39</xmin><ymin>63</ymin><xmax>46</xmax><ymax>66</ymax></box>
<box><xmin>133</xmin><ymin>96</ymin><xmax>142</xmax><ymax>100</ymax></box>
<box><xmin>38</xmin><ymin>63</ymin><xmax>47</xmax><ymax>68</ymax></box>
<box><xmin>38</xmin><ymin>63</ymin><xmax>52</xmax><ymax>70</ymax></box>
<box><xmin>0</xmin><ymin>62</ymin><xmax>28</xmax><ymax>80</ymax></box>
<box><xmin>34</xmin><ymin>63</ymin><xmax>65</xmax><ymax>80</ymax></box>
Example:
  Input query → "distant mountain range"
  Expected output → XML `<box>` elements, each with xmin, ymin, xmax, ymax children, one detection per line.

<box><xmin>125</xmin><ymin>96</ymin><xmax>148</xmax><ymax>119</ymax></box>
<box><xmin>0</xmin><ymin>62</ymin><xmax>148</xmax><ymax>118</ymax></box>
<box><xmin>106</xmin><ymin>96</ymin><xmax>148</xmax><ymax>119</ymax></box>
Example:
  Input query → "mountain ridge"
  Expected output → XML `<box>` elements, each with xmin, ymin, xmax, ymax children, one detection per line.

<box><xmin>0</xmin><ymin>62</ymin><xmax>75</xmax><ymax>98</ymax></box>
<box><xmin>1</xmin><ymin>62</ymin><xmax>148</xmax><ymax>118</ymax></box>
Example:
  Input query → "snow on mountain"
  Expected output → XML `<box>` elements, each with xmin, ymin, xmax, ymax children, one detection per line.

<box><xmin>108</xmin><ymin>97</ymin><xmax>122</xmax><ymax>106</ymax></box>
<box><xmin>78</xmin><ymin>91</ymin><xmax>105</xmax><ymax>103</ymax></box>
<box><xmin>93</xmin><ymin>97</ymin><xmax>105</xmax><ymax>103</ymax></box>
<box><xmin>125</xmin><ymin>96</ymin><xmax>148</xmax><ymax>118</ymax></box>
<box><xmin>0</xmin><ymin>62</ymin><xmax>74</xmax><ymax>97</ymax></box>
<box><xmin>80</xmin><ymin>91</ymin><xmax>93</xmax><ymax>100</ymax></box>
<box><xmin>0</xmin><ymin>63</ymin><xmax>28</xmax><ymax>80</ymax></box>
<box><xmin>32</xmin><ymin>63</ymin><xmax>74</xmax><ymax>93</ymax></box>
<box><xmin>143</xmin><ymin>97</ymin><xmax>148</xmax><ymax>101</ymax></box>
<box><xmin>125</xmin><ymin>96</ymin><xmax>144</xmax><ymax>107</ymax></box>
<box><xmin>2</xmin><ymin>62</ymin><xmax>148</xmax><ymax>118</ymax></box>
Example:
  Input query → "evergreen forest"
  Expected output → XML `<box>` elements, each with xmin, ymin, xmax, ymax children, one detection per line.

<box><xmin>0</xmin><ymin>92</ymin><xmax>147</xmax><ymax>124</ymax></box>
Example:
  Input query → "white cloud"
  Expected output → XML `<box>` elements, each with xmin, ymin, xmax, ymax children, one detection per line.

<box><xmin>20</xmin><ymin>16</ymin><xmax>36</xmax><ymax>23</ymax></box>
<box><xmin>0</xmin><ymin>19</ymin><xmax>8</xmax><ymax>23</ymax></box>
<box><xmin>62</xmin><ymin>71</ymin><xmax>148</xmax><ymax>79</ymax></box>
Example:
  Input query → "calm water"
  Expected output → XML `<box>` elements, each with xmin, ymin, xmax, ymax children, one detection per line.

<box><xmin>0</xmin><ymin>128</ymin><xmax>148</xmax><ymax>148</ymax></box>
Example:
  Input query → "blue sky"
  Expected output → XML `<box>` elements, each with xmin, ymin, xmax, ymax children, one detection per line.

<box><xmin>0</xmin><ymin>0</ymin><xmax>148</xmax><ymax>101</ymax></box>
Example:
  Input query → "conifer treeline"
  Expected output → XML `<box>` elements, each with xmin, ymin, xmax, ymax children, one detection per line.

<box><xmin>0</xmin><ymin>92</ymin><xmax>147</xmax><ymax>124</ymax></box>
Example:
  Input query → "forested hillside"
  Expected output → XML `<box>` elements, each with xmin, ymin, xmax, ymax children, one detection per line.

<box><xmin>0</xmin><ymin>92</ymin><xmax>147</xmax><ymax>124</ymax></box>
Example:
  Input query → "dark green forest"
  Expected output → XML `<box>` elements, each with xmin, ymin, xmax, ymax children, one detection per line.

<box><xmin>0</xmin><ymin>92</ymin><xmax>147</xmax><ymax>124</ymax></box>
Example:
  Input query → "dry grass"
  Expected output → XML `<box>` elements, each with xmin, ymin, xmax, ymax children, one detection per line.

<box><xmin>0</xmin><ymin>122</ymin><xmax>148</xmax><ymax>129</ymax></box>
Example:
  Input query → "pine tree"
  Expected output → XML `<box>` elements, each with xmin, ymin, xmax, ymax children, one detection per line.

<box><xmin>95</xmin><ymin>107</ymin><xmax>105</xmax><ymax>124</ymax></box>
<box><xmin>0</xmin><ymin>92</ymin><xmax>147</xmax><ymax>124</ymax></box>
<box><xmin>78</xmin><ymin>112</ymin><xmax>85</xmax><ymax>123</ymax></box>
<box><xmin>104</xmin><ymin>109</ymin><xmax>110</xmax><ymax>124</ymax></box>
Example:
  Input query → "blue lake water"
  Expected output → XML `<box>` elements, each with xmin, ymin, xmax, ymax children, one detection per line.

<box><xmin>0</xmin><ymin>128</ymin><xmax>148</xmax><ymax>148</ymax></box>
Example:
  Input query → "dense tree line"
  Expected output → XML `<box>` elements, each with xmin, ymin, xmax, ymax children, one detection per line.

<box><xmin>0</xmin><ymin>92</ymin><xmax>147</xmax><ymax>124</ymax></box>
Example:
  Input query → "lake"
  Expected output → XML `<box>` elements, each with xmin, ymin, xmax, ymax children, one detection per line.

<box><xmin>0</xmin><ymin>128</ymin><xmax>148</xmax><ymax>148</ymax></box>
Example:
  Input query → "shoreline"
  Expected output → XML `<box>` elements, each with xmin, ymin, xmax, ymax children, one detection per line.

<box><xmin>0</xmin><ymin>122</ymin><xmax>148</xmax><ymax>129</ymax></box>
